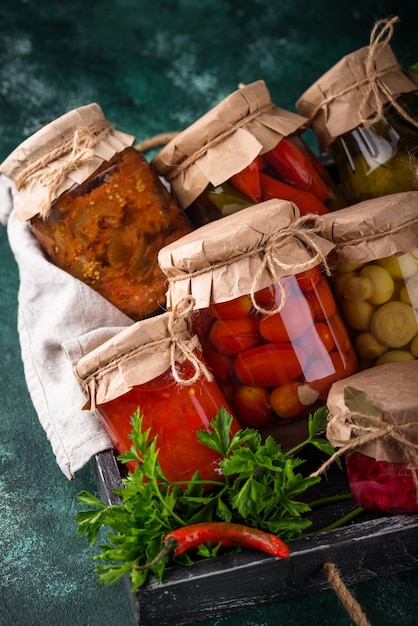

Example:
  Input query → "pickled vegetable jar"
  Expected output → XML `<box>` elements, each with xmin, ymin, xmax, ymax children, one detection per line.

<box><xmin>317</xmin><ymin>192</ymin><xmax>418</xmax><ymax>369</ymax></box>
<box><xmin>152</xmin><ymin>80</ymin><xmax>346</xmax><ymax>228</ymax></box>
<box><xmin>326</xmin><ymin>361</ymin><xmax>418</xmax><ymax>513</ymax></box>
<box><xmin>0</xmin><ymin>104</ymin><xmax>192</xmax><ymax>320</ymax></box>
<box><xmin>296</xmin><ymin>17</ymin><xmax>418</xmax><ymax>203</ymax></box>
<box><xmin>158</xmin><ymin>199</ymin><xmax>358</xmax><ymax>430</ymax></box>
<box><xmin>74</xmin><ymin>306</ymin><xmax>240</xmax><ymax>482</ymax></box>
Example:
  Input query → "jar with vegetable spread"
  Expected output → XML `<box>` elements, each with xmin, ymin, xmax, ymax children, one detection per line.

<box><xmin>316</xmin><ymin>191</ymin><xmax>418</xmax><ymax>370</ymax></box>
<box><xmin>74</xmin><ymin>300</ymin><xmax>240</xmax><ymax>482</ymax></box>
<box><xmin>323</xmin><ymin>361</ymin><xmax>418</xmax><ymax>513</ymax></box>
<box><xmin>296</xmin><ymin>17</ymin><xmax>418</xmax><ymax>204</ymax></box>
<box><xmin>0</xmin><ymin>104</ymin><xmax>192</xmax><ymax>320</ymax></box>
<box><xmin>158</xmin><ymin>199</ymin><xmax>358</xmax><ymax>432</ymax></box>
<box><xmin>152</xmin><ymin>81</ymin><xmax>346</xmax><ymax>228</ymax></box>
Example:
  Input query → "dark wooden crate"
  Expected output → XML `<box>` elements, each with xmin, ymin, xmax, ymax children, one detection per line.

<box><xmin>92</xmin><ymin>447</ymin><xmax>418</xmax><ymax>626</ymax></box>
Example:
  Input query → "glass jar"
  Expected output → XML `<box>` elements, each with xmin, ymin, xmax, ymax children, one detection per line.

<box><xmin>326</xmin><ymin>361</ymin><xmax>418</xmax><ymax>514</ymax></box>
<box><xmin>0</xmin><ymin>104</ymin><xmax>192</xmax><ymax>320</ymax></box>
<box><xmin>296</xmin><ymin>17</ymin><xmax>418</xmax><ymax>203</ymax></box>
<box><xmin>74</xmin><ymin>308</ymin><xmax>240</xmax><ymax>482</ymax></box>
<box><xmin>158</xmin><ymin>199</ymin><xmax>358</xmax><ymax>431</ymax></box>
<box><xmin>316</xmin><ymin>192</ymin><xmax>418</xmax><ymax>370</ymax></box>
<box><xmin>152</xmin><ymin>81</ymin><xmax>346</xmax><ymax>228</ymax></box>
<box><xmin>345</xmin><ymin>451</ymin><xmax>418</xmax><ymax>513</ymax></box>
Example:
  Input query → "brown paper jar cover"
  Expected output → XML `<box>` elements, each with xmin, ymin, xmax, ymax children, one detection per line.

<box><xmin>151</xmin><ymin>80</ymin><xmax>308</xmax><ymax>209</ymax></box>
<box><xmin>316</xmin><ymin>191</ymin><xmax>418</xmax><ymax>264</ymax></box>
<box><xmin>0</xmin><ymin>103</ymin><xmax>135</xmax><ymax>221</ymax></box>
<box><xmin>326</xmin><ymin>360</ymin><xmax>418</xmax><ymax>463</ymax></box>
<box><xmin>296</xmin><ymin>41</ymin><xmax>418</xmax><ymax>151</ymax></box>
<box><xmin>315</xmin><ymin>192</ymin><xmax>418</xmax><ymax>368</ymax></box>
<box><xmin>73</xmin><ymin>308</ymin><xmax>242</xmax><ymax>484</ymax></box>
<box><xmin>0</xmin><ymin>104</ymin><xmax>193</xmax><ymax>320</ymax></box>
<box><xmin>158</xmin><ymin>199</ymin><xmax>335</xmax><ymax>310</ymax></box>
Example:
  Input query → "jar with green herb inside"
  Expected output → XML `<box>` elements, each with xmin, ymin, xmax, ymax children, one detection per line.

<box><xmin>316</xmin><ymin>191</ymin><xmax>418</xmax><ymax>369</ymax></box>
<box><xmin>0</xmin><ymin>104</ymin><xmax>192</xmax><ymax>320</ymax></box>
<box><xmin>152</xmin><ymin>81</ymin><xmax>346</xmax><ymax>228</ymax></box>
<box><xmin>296</xmin><ymin>17</ymin><xmax>418</xmax><ymax>204</ymax></box>
<box><xmin>158</xmin><ymin>199</ymin><xmax>357</xmax><ymax>437</ymax></box>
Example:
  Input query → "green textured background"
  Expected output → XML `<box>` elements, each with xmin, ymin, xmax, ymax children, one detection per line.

<box><xmin>1</xmin><ymin>1</ymin><xmax>418</xmax><ymax>625</ymax></box>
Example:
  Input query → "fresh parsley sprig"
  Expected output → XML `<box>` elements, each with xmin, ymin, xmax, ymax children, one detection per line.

<box><xmin>76</xmin><ymin>405</ymin><xmax>333</xmax><ymax>590</ymax></box>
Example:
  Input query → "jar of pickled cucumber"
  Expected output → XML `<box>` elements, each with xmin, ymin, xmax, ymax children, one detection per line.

<box><xmin>152</xmin><ymin>81</ymin><xmax>346</xmax><ymax>228</ymax></box>
<box><xmin>325</xmin><ymin>361</ymin><xmax>418</xmax><ymax>513</ymax></box>
<box><xmin>0</xmin><ymin>104</ymin><xmax>192</xmax><ymax>320</ymax></box>
<box><xmin>296</xmin><ymin>17</ymin><xmax>418</xmax><ymax>203</ymax></box>
<box><xmin>74</xmin><ymin>302</ymin><xmax>240</xmax><ymax>482</ymax></box>
<box><xmin>158</xmin><ymin>199</ymin><xmax>357</xmax><ymax>433</ymax></box>
<box><xmin>317</xmin><ymin>191</ymin><xmax>418</xmax><ymax>369</ymax></box>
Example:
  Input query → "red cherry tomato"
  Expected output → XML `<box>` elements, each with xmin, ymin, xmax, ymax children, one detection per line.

<box><xmin>232</xmin><ymin>385</ymin><xmax>273</xmax><ymax>428</ymax></box>
<box><xmin>308</xmin><ymin>277</ymin><xmax>337</xmax><ymax>320</ymax></box>
<box><xmin>209</xmin><ymin>315</ymin><xmax>261</xmax><ymax>355</ymax></box>
<box><xmin>270</xmin><ymin>381</ymin><xmax>306</xmax><ymax>419</ymax></box>
<box><xmin>296</xmin><ymin>266</ymin><xmax>321</xmax><ymax>292</ymax></box>
<box><xmin>295</xmin><ymin>321</ymin><xmax>336</xmax><ymax>360</ymax></box>
<box><xmin>305</xmin><ymin>350</ymin><xmax>358</xmax><ymax>401</ymax></box>
<box><xmin>259</xmin><ymin>295</ymin><xmax>314</xmax><ymax>343</ymax></box>
<box><xmin>234</xmin><ymin>343</ymin><xmax>306</xmax><ymax>387</ymax></box>
<box><xmin>203</xmin><ymin>344</ymin><xmax>235</xmax><ymax>383</ymax></box>
<box><xmin>209</xmin><ymin>295</ymin><xmax>253</xmax><ymax>320</ymax></box>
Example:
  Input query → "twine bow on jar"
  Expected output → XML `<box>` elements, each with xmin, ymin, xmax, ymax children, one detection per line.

<box><xmin>14</xmin><ymin>119</ymin><xmax>113</xmax><ymax>216</ymax></box>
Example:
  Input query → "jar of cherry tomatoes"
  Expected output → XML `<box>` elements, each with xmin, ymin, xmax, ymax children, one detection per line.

<box><xmin>325</xmin><ymin>361</ymin><xmax>418</xmax><ymax>513</ymax></box>
<box><xmin>74</xmin><ymin>300</ymin><xmax>240</xmax><ymax>482</ymax></box>
<box><xmin>158</xmin><ymin>199</ymin><xmax>358</xmax><ymax>432</ymax></box>
<box><xmin>152</xmin><ymin>81</ymin><xmax>346</xmax><ymax>228</ymax></box>
<box><xmin>316</xmin><ymin>191</ymin><xmax>418</xmax><ymax>370</ymax></box>
<box><xmin>0</xmin><ymin>103</ymin><xmax>192</xmax><ymax>320</ymax></box>
<box><xmin>296</xmin><ymin>17</ymin><xmax>418</xmax><ymax>204</ymax></box>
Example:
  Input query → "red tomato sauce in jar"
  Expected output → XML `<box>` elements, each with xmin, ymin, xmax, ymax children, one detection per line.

<box><xmin>96</xmin><ymin>359</ymin><xmax>239</xmax><ymax>482</ymax></box>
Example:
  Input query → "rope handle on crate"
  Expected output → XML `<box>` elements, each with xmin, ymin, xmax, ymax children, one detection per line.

<box><xmin>322</xmin><ymin>562</ymin><xmax>371</xmax><ymax>626</ymax></box>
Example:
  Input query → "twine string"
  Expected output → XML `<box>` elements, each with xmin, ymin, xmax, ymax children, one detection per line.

<box><xmin>311</xmin><ymin>411</ymin><xmax>418</xmax><ymax>504</ymax></box>
<box><xmin>164</xmin><ymin>101</ymin><xmax>274</xmax><ymax>182</ymax></box>
<box><xmin>14</xmin><ymin>119</ymin><xmax>113</xmax><ymax>217</ymax></box>
<box><xmin>167</xmin><ymin>215</ymin><xmax>331</xmax><ymax>316</ymax></box>
<box><xmin>323</xmin><ymin>562</ymin><xmax>372</xmax><ymax>626</ymax></box>
<box><xmin>308</xmin><ymin>16</ymin><xmax>418</xmax><ymax>130</ymax></box>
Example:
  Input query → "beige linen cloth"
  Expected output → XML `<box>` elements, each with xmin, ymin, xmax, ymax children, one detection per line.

<box><xmin>1</xmin><ymin>174</ymin><xmax>134</xmax><ymax>479</ymax></box>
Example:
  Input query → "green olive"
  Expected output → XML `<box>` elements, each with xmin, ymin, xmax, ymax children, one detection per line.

<box><xmin>354</xmin><ymin>332</ymin><xmax>387</xmax><ymax>361</ymax></box>
<box><xmin>342</xmin><ymin>276</ymin><xmax>373</xmax><ymax>301</ymax></box>
<box><xmin>376</xmin><ymin>350</ymin><xmax>415</xmax><ymax>365</ymax></box>
<box><xmin>377</xmin><ymin>253</ymin><xmax>418</xmax><ymax>280</ymax></box>
<box><xmin>359</xmin><ymin>264</ymin><xmax>394</xmax><ymax>305</ymax></box>
<box><xmin>370</xmin><ymin>301</ymin><xmax>418</xmax><ymax>348</ymax></box>
<box><xmin>410</xmin><ymin>332</ymin><xmax>418</xmax><ymax>358</ymax></box>
<box><xmin>342</xmin><ymin>300</ymin><xmax>374</xmax><ymax>331</ymax></box>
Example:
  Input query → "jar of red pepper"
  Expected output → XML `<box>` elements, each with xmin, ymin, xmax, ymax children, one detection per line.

<box><xmin>325</xmin><ymin>361</ymin><xmax>418</xmax><ymax>513</ymax></box>
<box><xmin>158</xmin><ymin>199</ymin><xmax>358</xmax><ymax>433</ymax></box>
<box><xmin>152</xmin><ymin>81</ymin><xmax>346</xmax><ymax>228</ymax></box>
<box><xmin>0</xmin><ymin>103</ymin><xmax>192</xmax><ymax>320</ymax></box>
<box><xmin>296</xmin><ymin>17</ymin><xmax>418</xmax><ymax>204</ymax></box>
<box><xmin>74</xmin><ymin>299</ymin><xmax>240</xmax><ymax>483</ymax></box>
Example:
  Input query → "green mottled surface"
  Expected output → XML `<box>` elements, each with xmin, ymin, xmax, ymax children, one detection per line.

<box><xmin>0</xmin><ymin>1</ymin><xmax>418</xmax><ymax>625</ymax></box>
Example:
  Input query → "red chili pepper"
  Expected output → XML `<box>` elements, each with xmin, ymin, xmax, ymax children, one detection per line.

<box><xmin>164</xmin><ymin>522</ymin><xmax>290</xmax><ymax>558</ymax></box>
<box><xmin>259</xmin><ymin>172</ymin><xmax>329</xmax><ymax>216</ymax></box>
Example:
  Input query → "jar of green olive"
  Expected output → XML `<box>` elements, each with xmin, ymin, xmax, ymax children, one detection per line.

<box><xmin>316</xmin><ymin>191</ymin><xmax>418</xmax><ymax>369</ymax></box>
<box><xmin>296</xmin><ymin>17</ymin><xmax>418</xmax><ymax>204</ymax></box>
